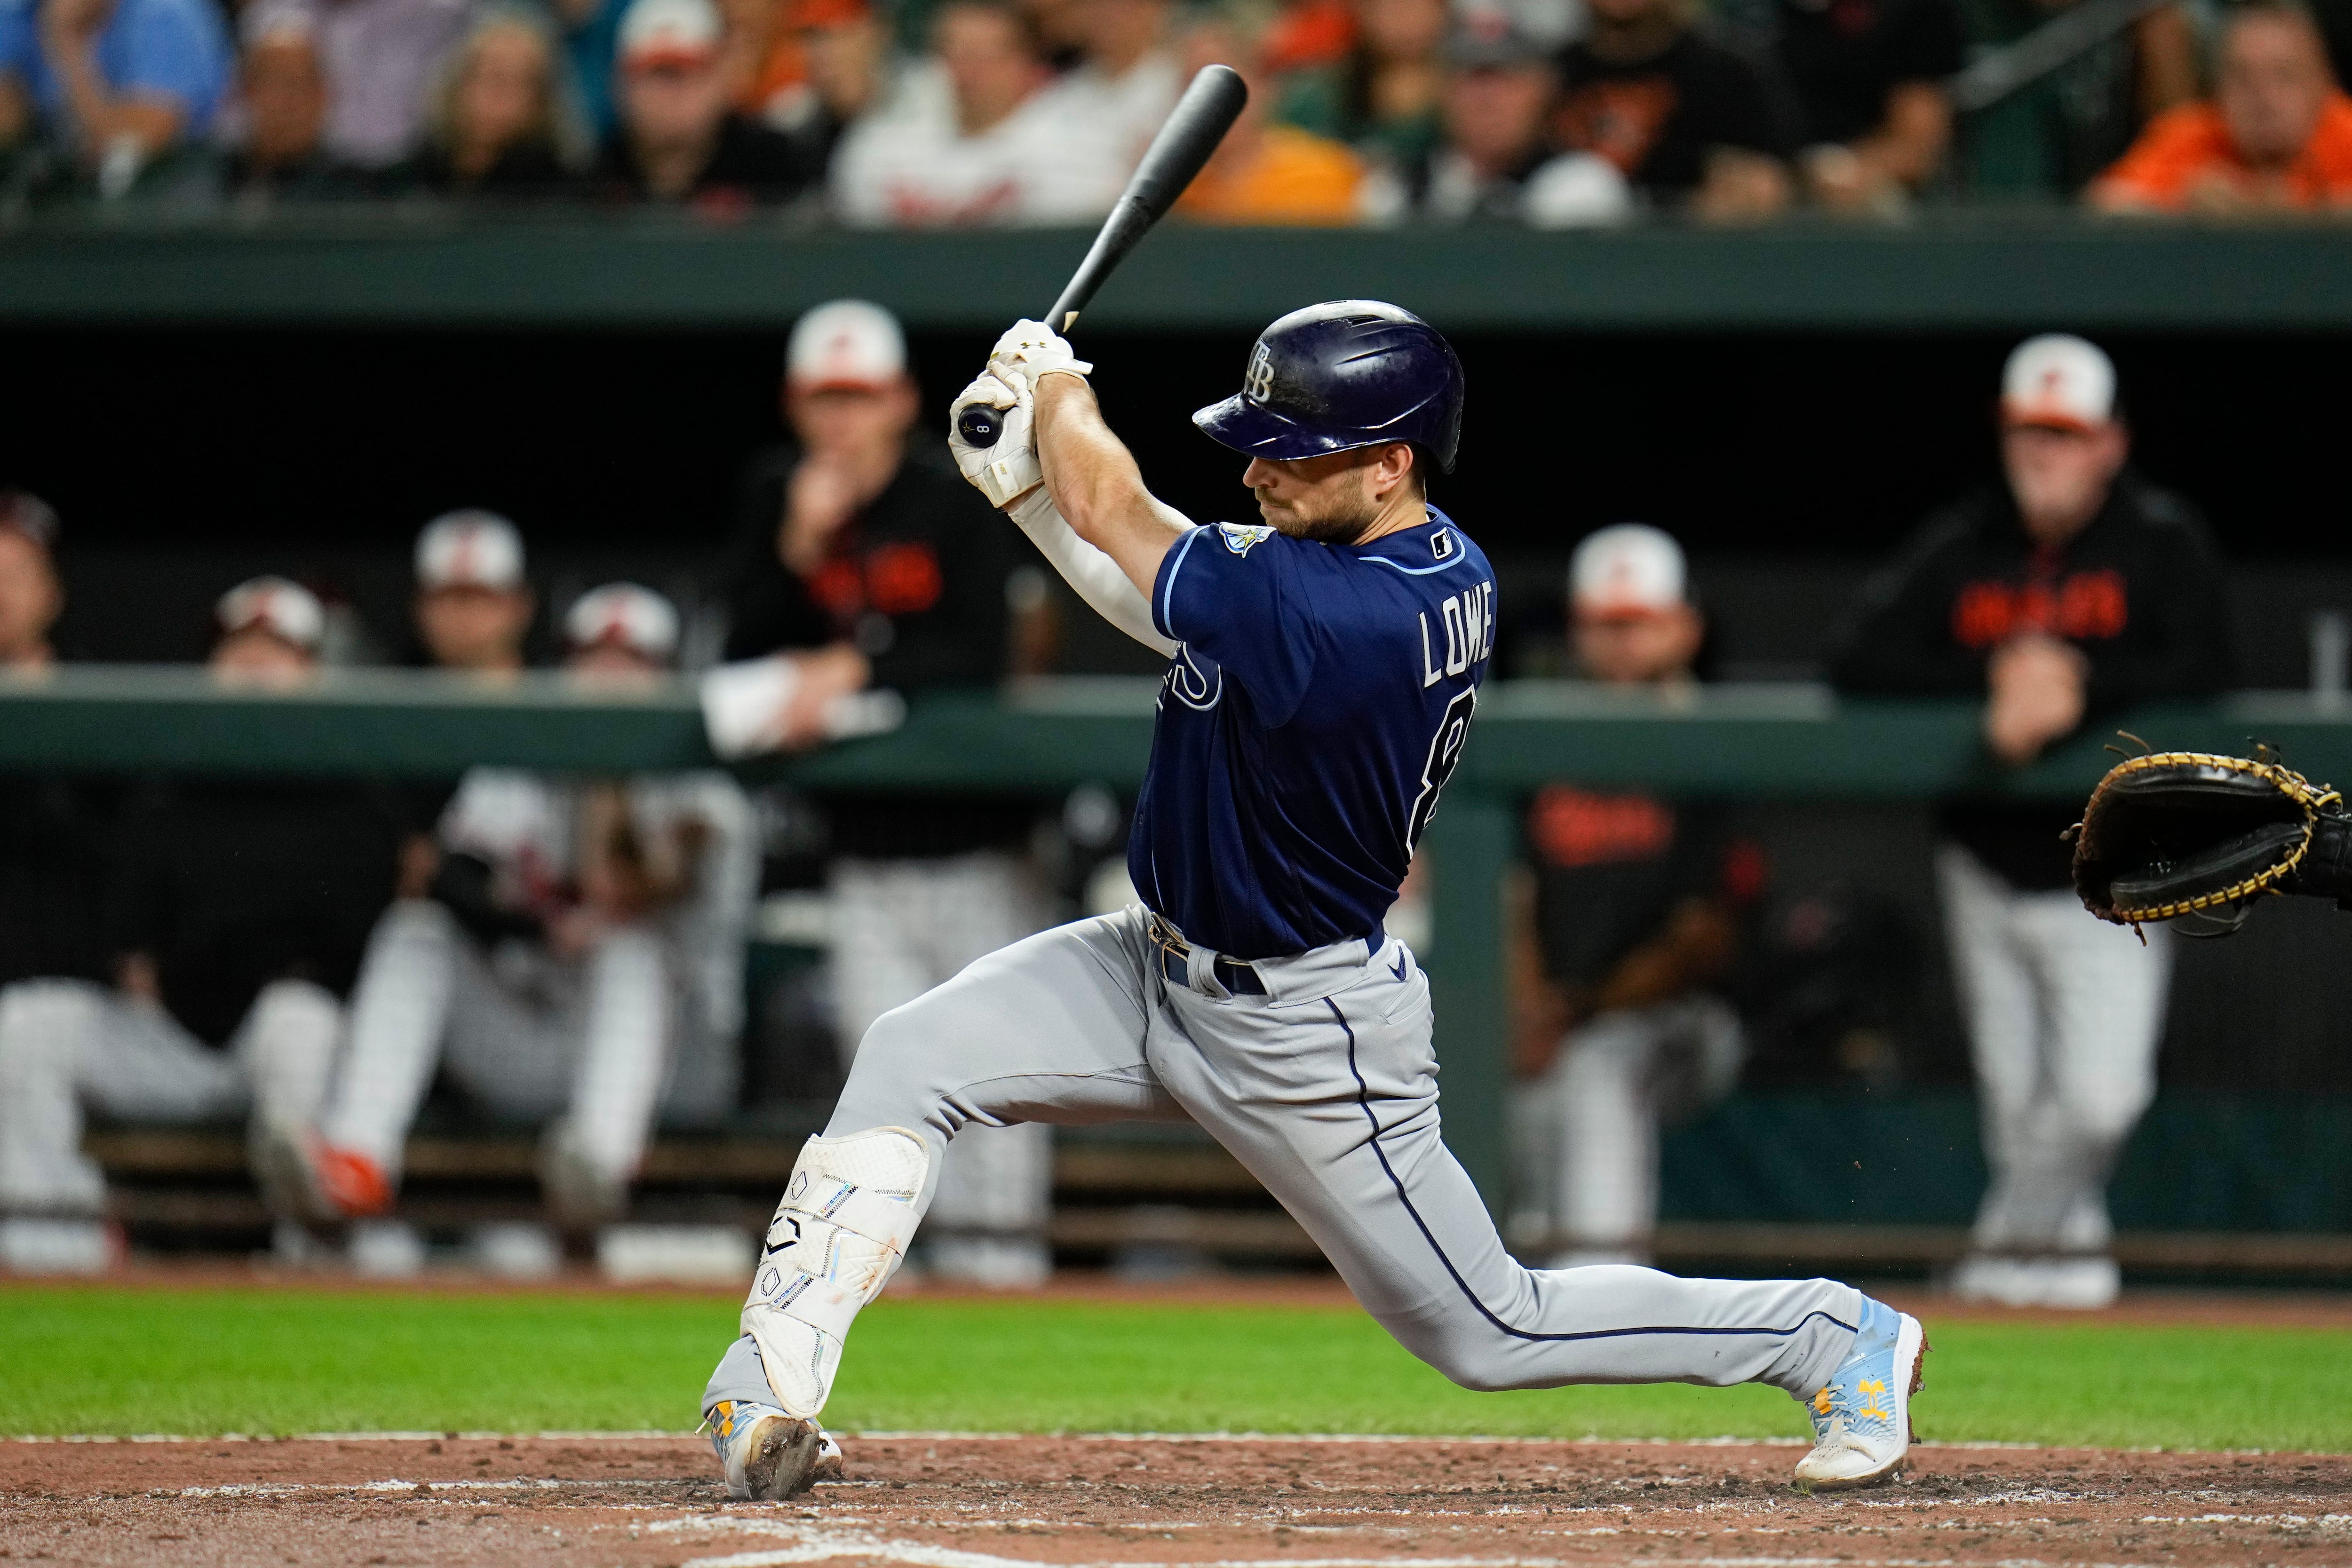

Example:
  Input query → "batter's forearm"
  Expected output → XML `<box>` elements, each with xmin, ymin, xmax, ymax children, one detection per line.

<box><xmin>1008</xmin><ymin>488</ymin><xmax>1178</xmax><ymax>656</ymax></box>
<box><xmin>1035</xmin><ymin>373</ymin><xmax>1187</xmax><ymax>602</ymax></box>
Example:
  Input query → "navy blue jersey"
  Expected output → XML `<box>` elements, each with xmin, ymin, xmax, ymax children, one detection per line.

<box><xmin>1128</xmin><ymin>507</ymin><xmax>1496</xmax><ymax>959</ymax></box>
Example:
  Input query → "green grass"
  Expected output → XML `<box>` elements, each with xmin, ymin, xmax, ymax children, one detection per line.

<box><xmin>3</xmin><ymin>1284</ymin><xmax>2347</xmax><ymax>1451</ymax></box>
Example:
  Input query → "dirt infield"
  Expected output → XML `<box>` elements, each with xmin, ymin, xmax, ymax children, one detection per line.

<box><xmin>9</xmin><ymin>1432</ymin><xmax>2352</xmax><ymax>1568</ymax></box>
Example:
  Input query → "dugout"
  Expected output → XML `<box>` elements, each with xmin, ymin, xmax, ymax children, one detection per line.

<box><xmin>7</xmin><ymin>211</ymin><xmax>2352</xmax><ymax>1278</ymax></box>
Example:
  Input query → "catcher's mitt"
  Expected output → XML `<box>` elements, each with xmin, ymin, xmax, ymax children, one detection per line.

<box><xmin>2068</xmin><ymin>748</ymin><xmax>2352</xmax><ymax>935</ymax></box>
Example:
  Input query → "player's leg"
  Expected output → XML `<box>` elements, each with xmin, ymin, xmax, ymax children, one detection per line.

<box><xmin>704</xmin><ymin>908</ymin><xmax>1178</xmax><ymax>1497</ymax></box>
<box><xmin>1547</xmin><ymin>997</ymin><xmax>1746</xmax><ymax>1268</ymax></box>
<box><xmin>237</xmin><ymin>980</ymin><xmax>343</xmax><ymax>1134</ymax></box>
<box><xmin>2014</xmin><ymin>888</ymin><xmax>2169</xmax><ymax>1308</ymax></box>
<box><xmin>0</xmin><ymin>980</ymin><xmax>241</xmax><ymax>1270</ymax></box>
<box><xmin>235</xmin><ymin>979</ymin><xmax>345</xmax><ymax>1217</ymax></box>
<box><xmin>1546</xmin><ymin>1009</ymin><xmax>1662</xmax><ymax>1266</ymax></box>
<box><xmin>546</xmin><ymin>925</ymin><xmax>673</xmax><ymax>1229</ymax></box>
<box><xmin>909</xmin><ymin>851</ymin><xmax>1055</xmax><ymax>1287</ymax></box>
<box><xmin>1145</xmin><ymin>936</ymin><xmax>1916</xmax><ymax>1487</ymax></box>
<box><xmin>833</xmin><ymin>855</ymin><xmax>1055</xmax><ymax>1285</ymax></box>
<box><xmin>310</xmin><ymin>899</ymin><xmax>465</xmax><ymax>1208</ymax></box>
<box><xmin>1933</xmin><ymin>846</ymin><xmax>2049</xmax><ymax>1304</ymax></box>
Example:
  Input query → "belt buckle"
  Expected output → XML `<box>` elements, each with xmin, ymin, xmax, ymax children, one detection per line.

<box><xmin>1148</xmin><ymin>916</ymin><xmax>1191</xmax><ymax>987</ymax></box>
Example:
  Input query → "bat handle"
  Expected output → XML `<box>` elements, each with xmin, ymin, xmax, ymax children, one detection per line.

<box><xmin>956</xmin><ymin>402</ymin><xmax>1005</xmax><ymax>449</ymax></box>
<box><xmin>956</xmin><ymin>296</ymin><xmax>1066</xmax><ymax>451</ymax></box>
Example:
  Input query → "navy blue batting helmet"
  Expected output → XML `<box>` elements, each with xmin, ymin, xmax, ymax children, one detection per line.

<box><xmin>1192</xmin><ymin>300</ymin><xmax>1465</xmax><ymax>474</ymax></box>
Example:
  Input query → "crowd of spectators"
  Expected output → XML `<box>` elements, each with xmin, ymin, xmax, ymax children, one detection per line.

<box><xmin>8</xmin><ymin>0</ymin><xmax>2352</xmax><ymax>218</ymax></box>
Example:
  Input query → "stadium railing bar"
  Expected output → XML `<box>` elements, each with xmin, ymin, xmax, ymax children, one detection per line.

<box><xmin>8</xmin><ymin>218</ymin><xmax>2352</xmax><ymax>330</ymax></box>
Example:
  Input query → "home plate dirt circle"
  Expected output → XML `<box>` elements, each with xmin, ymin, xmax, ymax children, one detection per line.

<box><xmin>8</xmin><ymin>1433</ymin><xmax>2352</xmax><ymax>1567</ymax></box>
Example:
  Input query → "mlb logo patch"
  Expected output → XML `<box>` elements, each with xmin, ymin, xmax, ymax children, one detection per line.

<box><xmin>1430</xmin><ymin>528</ymin><xmax>1455</xmax><ymax>561</ymax></box>
<box><xmin>1217</xmin><ymin>523</ymin><xmax>1276</xmax><ymax>556</ymax></box>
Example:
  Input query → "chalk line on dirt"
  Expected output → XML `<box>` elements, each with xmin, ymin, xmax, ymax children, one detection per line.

<box><xmin>644</xmin><ymin>1515</ymin><xmax>2177</xmax><ymax>1568</ymax></box>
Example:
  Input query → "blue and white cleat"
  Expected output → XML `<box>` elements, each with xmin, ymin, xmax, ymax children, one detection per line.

<box><xmin>707</xmin><ymin>1399</ymin><xmax>843</xmax><ymax>1500</ymax></box>
<box><xmin>1793</xmin><ymin>1296</ymin><xmax>1928</xmax><ymax>1490</ymax></box>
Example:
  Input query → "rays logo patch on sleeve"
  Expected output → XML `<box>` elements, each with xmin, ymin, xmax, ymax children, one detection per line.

<box><xmin>1217</xmin><ymin>523</ymin><xmax>1276</xmax><ymax>556</ymax></box>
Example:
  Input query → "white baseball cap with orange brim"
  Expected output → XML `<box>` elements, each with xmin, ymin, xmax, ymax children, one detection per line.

<box><xmin>2001</xmin><ymin>334</ymin><xmax>2118</xmax><ymax>433</ymax></box>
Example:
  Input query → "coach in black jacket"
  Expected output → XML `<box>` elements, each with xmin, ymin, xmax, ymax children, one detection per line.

<box><xmin>718</xmin><ymin>299</ymin><xmax>1051</xmax><ymax>1287</ymax></box>
<box><xmin>1829</xmin><ymin>333</ymin><xmax>2230</xmax><ymax>1312</ymax></box>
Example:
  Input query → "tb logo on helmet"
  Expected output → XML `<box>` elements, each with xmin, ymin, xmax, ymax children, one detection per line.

<box><xmin>1244</xmin><ymin>343</ymin><xmax>1276</xmax><ymax>403</ymax></box>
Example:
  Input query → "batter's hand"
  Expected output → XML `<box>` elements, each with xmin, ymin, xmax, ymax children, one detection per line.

<box><xmin>986</xmin><ymin>319</ymin><xmax>1092</xmax><ymax>396</ymax></box>
<box><xmin>949</xmin><ymin>371</ymin><xmax>1042</xmax><ymax>509</ymax></box>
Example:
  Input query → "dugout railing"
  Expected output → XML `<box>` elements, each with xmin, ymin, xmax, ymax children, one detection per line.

<box><xmin>8</xmin><ymin>216</ymin><xmax>2352</xmax><ymax>331</ymax></box>
<box><xmin>12</xmin><ymin>665</ymin><xmax>2352</xmax><ymax>1227</ymax></box>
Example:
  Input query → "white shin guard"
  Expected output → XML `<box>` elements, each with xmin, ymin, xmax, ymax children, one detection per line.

<box><xmin>741</xmin><ymin>1126</ymin><xmax>929</xmax><ymax>1417</ymax></box>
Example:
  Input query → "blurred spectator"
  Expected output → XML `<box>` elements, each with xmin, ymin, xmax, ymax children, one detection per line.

<box><xmin>2091</xmin><ymin>1</ymin><xmax>2352</xmax><ymax>214</ymax></box>
<box><xmin>1045</xmin><ymin>0</ymin><xmax>1180</xmax><ymax>170</ymax></box>
<box><xmin>0</xmin><ymin>0</ymin><xmax>230</xmax><ymax>194</ymax></box>
<box><xmin>0</xmin><ymin>492</ymin><xmax>61</xmax><ymax>671</ymax></box>
<box><xmin>1956</xmin><ymin>0</ymin><xmax>2198</xmax><ymax>197</ymax></box>
<box><xmin>594</xmin><ymin>0</ymin><xmax>822</xmax><ymax>208</ymax></box>
<box><xmin>278</xmin><ymin>580</ymin><xmax>756</xmax><ymax>1258</ymax></box>
<box><xmin>396</xmin><ymin>7</ymin><xmax>584</xmax><ymax>196</ymax></box>
<box><xmin>1769</xmin><ymin>0</ymin><xmax>1963</xmax><ymax>211</ymax></box>
<box><xmin>1018</xmin><ymin>0</ymin><xmax>1089</xmax><ymax>67</ymax></box>
<box><xmin>1278</xmin><ymin>0</ymin><xmax>1448</xmax><ymax>168</ymax></box>
<box><xmin>1366</xmin><ymin>11</ymin><xmax>1632</xmax><ymax>223</ymax></box>
<box><xmin>1828</xmin><ymin>334</ymin><xmax>2231</xmax><ymax>1310</ymax></box>
<box><xmin>731</xmin><ymin>0</ymin><xmax>889</xmax><ymax>169</ymax></box>
<box><xmin>717</xmin><ymin>299</ymin><xmax>1049</xmax><ymax>1285</ymax></box>
<box><xmin>1509</xmin><ymin>526</ymin><xmax>1749</xmax><ymax>1267</ymax></box>
<box><xmin>221</xmin><ymin>4</ymin><xmax>365</xmax><ymax>201</ymax></box>
<box><xmin>1262</xmin><ymin>0</ymin><xmax>1356</xmax><ymax>73</ymax></box>
<box><xmin>1552</xmin><ymin>0</ymin><xmax>1798</xmax><ymax>218</ymax></box>
<box><xmin>302</xmin><ymin>0</ymin><xmax>477</xmax><ymax>171</ymax></box>
<box><xmin>1173</xmin><ymin>10</ymin><xmax>1368</xmax><ymax>223</ymax></box>
<box><xmin>0</xmin><ymin>578</ymin><xmax>408</xmax><ymax>1276</ymax></box>
<box><xmin>411</xmin><ymin>508</ymin><xmax>535</xmax><ymax>673</ymax></box>
<box><xmin>829</xmin><ymin>0</ymin><xmax>1123</xmax><ymax>225</ymax></box>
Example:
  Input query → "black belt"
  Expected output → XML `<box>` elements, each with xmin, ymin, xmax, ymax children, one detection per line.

<box><xmin>1148</xmin><ymin>917</ymin><xmax>1266</xmax><ymax>996</ymax></box>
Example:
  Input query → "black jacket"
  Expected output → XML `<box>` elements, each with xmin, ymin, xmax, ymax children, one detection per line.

<box><xmin>1828</xmin><ymin>469</ymin><xmax>2233</xmax><ymax>888</ymax></box>
<box><xmin>109</xmin><ymin>780</ymin><xmax>411</xmax><ymax>1046</ymax></box>
<box><xmin>0</xmin><ymin>777</ymin><xmax>121</xmax><ymax>987</ymax></box>
<box><xmin>720</xmin><ymin>443</ymin><xmax>1033</xmax><ymax>859</ymax></box>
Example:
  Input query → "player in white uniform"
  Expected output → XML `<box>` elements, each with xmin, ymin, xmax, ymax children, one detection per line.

<box><xmin>275</xmin><ymin>585</ymin><xmax>758</xmax><ymax>1239</ymax></box>
<box><xmin>0</xmin><ymin>580</ymin><xmax>391</xmax><ymax>1273</ymax></box>
<box><xmin>699</xmin><ymin>304</ymin><xmax>1930</xmax><ymax>1501</ymax></box>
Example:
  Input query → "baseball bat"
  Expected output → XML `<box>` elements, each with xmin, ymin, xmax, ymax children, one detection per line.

<box><xmin>956</xmin><ymin>63</ymin><xmax>1248</xmax><ymax>449</ymax></box>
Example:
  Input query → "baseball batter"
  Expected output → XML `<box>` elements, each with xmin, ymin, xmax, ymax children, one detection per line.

<box><xmin>701</xmin><ymin>302</ymin><xmax>1927</xmax><ymax>1499</ymax></box>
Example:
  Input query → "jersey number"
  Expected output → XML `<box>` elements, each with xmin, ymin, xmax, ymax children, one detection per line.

<box><xmin>1406</xmin><ymin>687</ymin><xmax>1478</xmax><ymax>854</ymax></box>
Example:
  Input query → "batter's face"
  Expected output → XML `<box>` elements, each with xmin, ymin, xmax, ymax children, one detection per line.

<box><xmin>1242</xmin><ymin>445</ymin><xmax>1417</xmax><ymax>544</ymax></box>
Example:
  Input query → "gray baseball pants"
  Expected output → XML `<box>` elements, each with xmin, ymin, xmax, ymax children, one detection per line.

<box><xmin>707</xmin><ymin>906</ymin><xmax>1861</xmax><ymax>1411</ymax></box>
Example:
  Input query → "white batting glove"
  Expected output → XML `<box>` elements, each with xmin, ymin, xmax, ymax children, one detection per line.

<box><xmin>948</xmin><ymin>371</ymin><xmax>1042</xmax><ymax>509</ymax></box>
<box><xmin>986</xmin><ymin>318</ymin><xmax>1092</xmax><ymax>396</ymax></box>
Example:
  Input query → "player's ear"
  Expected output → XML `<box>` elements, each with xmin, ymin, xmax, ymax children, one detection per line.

<box><xmin>1373</xmin><ymin>441</ymin><xmax>1416</xmax><ymax>498</ymax></box>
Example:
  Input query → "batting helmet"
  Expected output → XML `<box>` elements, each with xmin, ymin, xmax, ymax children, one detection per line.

<box><xmin>1192</xmin><ymin>301</ymin><xmax>1465</xmax><ymax>473</ymax></box>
